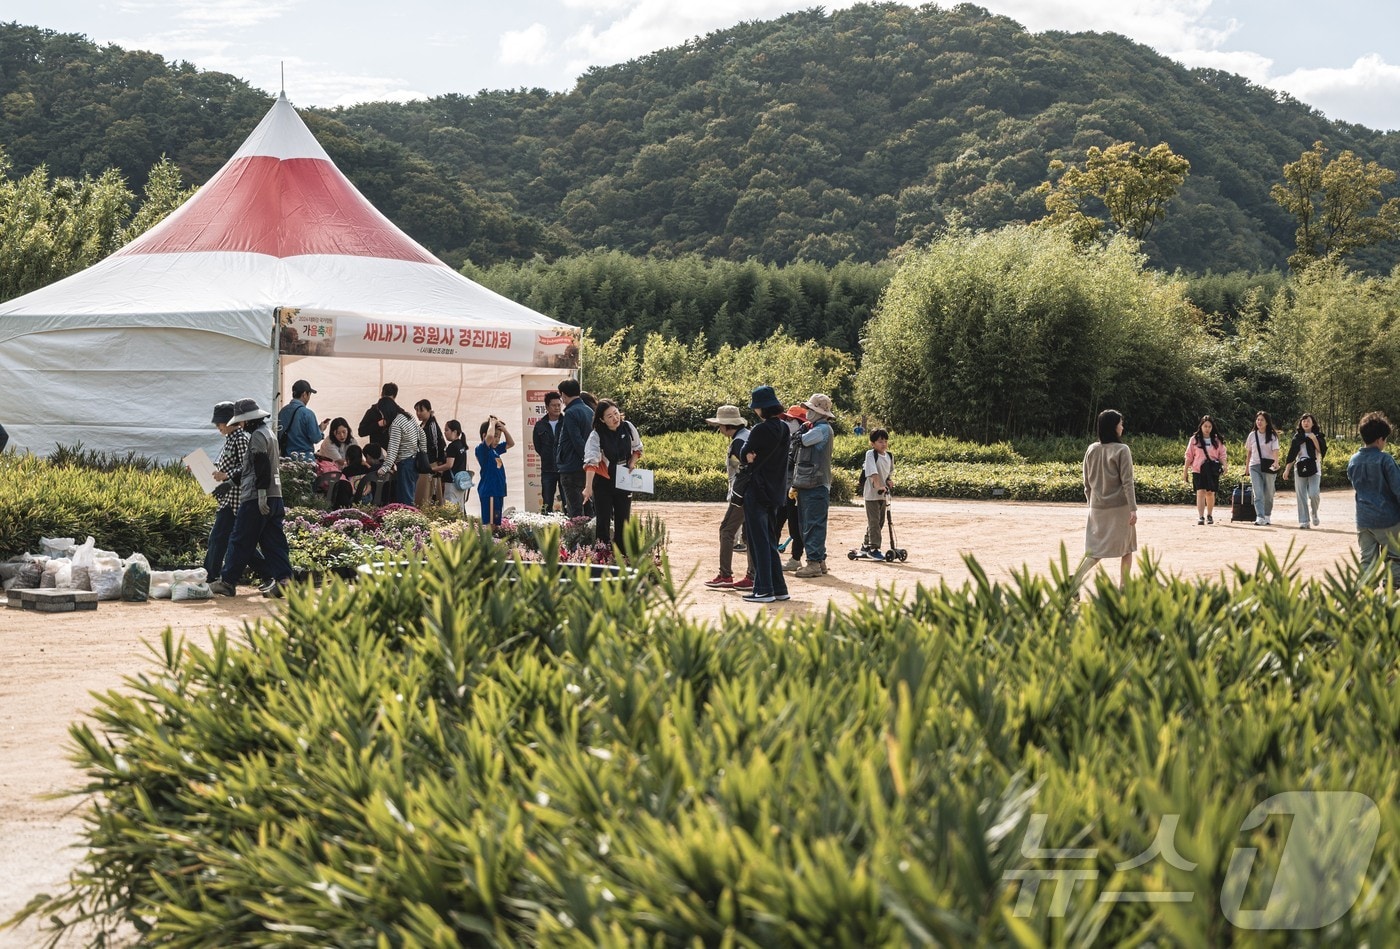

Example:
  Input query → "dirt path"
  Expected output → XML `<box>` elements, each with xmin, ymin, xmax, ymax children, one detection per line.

<box><xmin>0</xmin><ymin>494</ymin><xmax>1360</xmax><ymax>945</ymax></box>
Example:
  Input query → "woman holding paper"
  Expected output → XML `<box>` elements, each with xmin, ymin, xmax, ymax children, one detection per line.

<box><xmin>582</xmin><ymin>399</ymin><xmax>644</xmax><ymax>550</ymax></box>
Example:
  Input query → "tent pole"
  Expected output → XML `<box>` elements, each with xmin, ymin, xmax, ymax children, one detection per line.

<box><xmin>272</xmin><ymin>307</ymin><xmax>284</xmax><ymax>409</ymax></box>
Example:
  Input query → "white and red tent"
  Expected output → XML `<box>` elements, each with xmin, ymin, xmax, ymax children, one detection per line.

<box><xmin>0</xmin><ymin>92</ymin><xmax>577</xmax><ymax>503</ymax></box>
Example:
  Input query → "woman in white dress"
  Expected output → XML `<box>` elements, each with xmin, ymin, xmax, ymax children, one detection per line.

<box><xmin>1075</xmin><ymin>408</ymin><xmax>1138</xmax><ymax>589</ymax></box>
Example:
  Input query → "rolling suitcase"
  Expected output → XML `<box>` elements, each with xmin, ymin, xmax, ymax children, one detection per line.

<box><xmin>1230</xmin><ymin>479</ymin><xmax>1256</xmax><ymax>522</ymax></box>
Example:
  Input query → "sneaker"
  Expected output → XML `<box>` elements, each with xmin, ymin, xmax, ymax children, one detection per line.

<box><xmin>732</xmin><ymin>542</ymin><xmax>746</xmax><ymax>552</ymax></box>
<box><xmin>1299</xmin><ymin>523</ymin><xmax>1310</xmax><ymax>530</ymax></box>
<box><xmin>730</xmin><ymin>576</ymin><xmax>754</xmax><ymax>591</ymax></box>
<box><xmin>209</xmin><ymin>579</ymin><xmax>236</xmax><ymax>597</ymax></box>
<box><xmin>704</xmin><ymin>574</ymin><xmax>735</xmax><ymax>589</ymax></box>
<box><xmin>1264</xmin><ymin>516</ymin><xmax>1271</xmax><ymax>525</ymax></box>
<box><xmin>1255</xmin><ymin>518</ymin><xmax>1265</xmax><ymax>526</ymax></box>
<box><xmin>1206</xmin><ymin>515</ymin><xmax>1213</xmax><ymax>525</ymax></box>
<box><xmin>794</xmin><ymin>561</ymin><xmax>825</xmax><ymax>578</ymax></box>
<box><xmin>1312</xmin><ymin>516</ymin><xmax>1320</xmax><ymax>527</ymax></box>
<box><xmin>1197</xmin><ymin>517</ymin><xmax>1205</xmax><ymax>526</ymax></box>
<box><xmin>259</xmin><ymin>579</ymin><xmax>287</xmax><ymax>599</ymax></box>
<box><xmin>741</xmin><ymin>592</ymin><xmax>776</xmax><ymax>603</ymax></box>
<box><xmin>772</xmin><ymin>592</ymin><xmax>791</xmax><ymax>601</ymax></box>
<box><xmin>867</xmin><ymin>549</ymin><xmax>885</xmax><ymax>561</ymax></box>
<box><xmin>782</xmin><ymin>558</ymin><xmax>803</xmax><ymax>572</ymax></box>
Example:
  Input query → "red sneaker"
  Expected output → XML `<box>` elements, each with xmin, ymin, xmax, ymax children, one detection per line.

<box><xmin>704</xmin><ymin>574</ymin><xmax>735</xmax><ymax>589</ymax></box>
<box><xmin>730</xmin><ymin>576</ymin><xmax>754</xmax><ymax>591</ymax></box>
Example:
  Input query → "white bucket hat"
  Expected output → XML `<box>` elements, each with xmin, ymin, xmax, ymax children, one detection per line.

<box><xmin>705</xmin><ymin>405</ymin><xmax>747</xmax><ymax>427</ymax></box>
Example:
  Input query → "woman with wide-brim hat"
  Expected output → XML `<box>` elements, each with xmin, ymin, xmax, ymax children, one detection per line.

<box><xmin>703</xmin><ymin>404</ymin><xmax>753</xmax><ymax>591</ymax></box>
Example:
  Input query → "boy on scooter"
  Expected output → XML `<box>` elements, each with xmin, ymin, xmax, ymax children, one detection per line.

<box><xmin>860</xmin><ymin>429</ymin><xmax>893</xmax><ymax>559</ymax></box>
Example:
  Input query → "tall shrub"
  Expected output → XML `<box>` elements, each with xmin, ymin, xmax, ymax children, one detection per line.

<box><xmin>1263</xmin><ymin>261</ymin><xmax>1400</xmax><ymax>435</ymax></box>
<box><xmin>858</xmin><ymin>226</ymin><xmax>1207</xmax><ymax>438</ymax></box>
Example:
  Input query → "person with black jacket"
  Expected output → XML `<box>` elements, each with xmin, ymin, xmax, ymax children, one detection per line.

<box><xmin>556</xmin><ymin>378</ymin><xmax>594</xmax><ymax>517</ymax></box>
<box><xmin>1283</xmin><ymin>413</ymin><xmax>1329</xmax><ymax>529</ymax></box>
<box><xmin>357</xmin><ymin>382</ymin><xmax>402</xmax><ymax>452</ymax></box>
<box><xmin>739</xmin><ymin>385</ymin><xmax>792</xmax><ymax>604</ymax></box>
<box><xmin>532</xmin><ymin>391</ymin><xmax>563</xmax><ymax>512</ymax></box>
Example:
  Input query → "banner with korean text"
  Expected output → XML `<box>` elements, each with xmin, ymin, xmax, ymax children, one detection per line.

<box><xmin>277</xmin><ymin>308</ymin><xmax>580</xmax><ymax>369</ymax></box>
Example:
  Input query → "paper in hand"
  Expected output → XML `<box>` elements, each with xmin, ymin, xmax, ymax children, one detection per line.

<box><xmin>184</xmin><ymin>448</ymin><xmax>220</xmax><ymax>493</ymax></box>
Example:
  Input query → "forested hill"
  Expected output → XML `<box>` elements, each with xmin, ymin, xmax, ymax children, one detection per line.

<box><xmin>4</xmin><ymin>5</ymin><xmax>1399</xmax><ymax>273</ymax></box>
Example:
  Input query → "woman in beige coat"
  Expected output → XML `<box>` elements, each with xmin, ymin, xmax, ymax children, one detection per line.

<box><xmin>1075</xmin><ymin>408</ymin><xmax>1138</xmax><ymax>589</ymax></box>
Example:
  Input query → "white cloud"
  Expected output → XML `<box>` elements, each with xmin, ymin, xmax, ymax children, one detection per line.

<box><xmin>174</xmin><ymin>0</ymin><xmax>297</xmax><ymax>31</ymax></box>
<box><xmin>560</xmin><ymin>0</ymin><xmax>803</xmax><ymax>68</ymax></box>
<box><xmin>976</xmin><ymin>0</ymin><xmax>1234</xmax><ymax>54</ymax></box>
<box><xmin>500</xmin><ymin>23</ymin><xmax>551</xmax><ymax>66</ymax></box>
<box><xmin>1169</xmin><ymin>48</ymin><xmax>1274</xmax><ymax>85</ymax></box>
<box><xmin>1269</xmin><ymin>54</ymin><xmax>1400</xmax><ymax>130</ymax></box>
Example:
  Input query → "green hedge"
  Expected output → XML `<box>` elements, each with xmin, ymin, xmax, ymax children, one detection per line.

<box><xmin>16</xmin><ymin>531</ymin><xmax>1400</xmax><ymax>944</ymax></box>
<box><xmin>644</xmin><ymin>431</ymin><xmax>1367</xmax><ymax>503</ymax></box>
<box><xmin>0</xmin><ymin>452</ymin><xmax>215</xmax><ymax>565</ymax></box>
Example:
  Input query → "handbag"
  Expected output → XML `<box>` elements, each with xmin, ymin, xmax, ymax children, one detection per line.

<box><xmin>1254</xmin><ymin>432</ymin><xmax>1278</xmax><ymax>474</ymax></box>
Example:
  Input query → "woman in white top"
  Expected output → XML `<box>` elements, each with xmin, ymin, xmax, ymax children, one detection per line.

<box><xmin>316</xmin><ymin>417</ymin><xmax>357</xmax><ymax>466</ymax></box>
<box><xmin>582</xmin><ymin>400</ymin><xmax>644</xmax><ymax>549</ymax></box>
<box><xmin>1244</xmin><ymin>410</ymin><xmax>1281</xmax><ymax>526</ymax></box>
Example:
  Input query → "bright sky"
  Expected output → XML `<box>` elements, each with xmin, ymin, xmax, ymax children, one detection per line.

<box><xmin>7</xmin><ymin>0</ymin><xmax>1400</xmax><ymax>130</ymax></box>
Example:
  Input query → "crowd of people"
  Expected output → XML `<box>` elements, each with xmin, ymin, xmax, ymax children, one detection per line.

<box><xmin>185</xmin><ymin>374</ymin><xmax>1400</xmax><ymax>599</ymax></box>
<box><xmin>1080</xmin><ymin>407</ymin><xmax>1400</xmax><ymax>589</ymax></box>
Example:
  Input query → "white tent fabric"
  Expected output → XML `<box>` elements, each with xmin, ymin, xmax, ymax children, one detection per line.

<box><xmin>0</xmin><ymin>92</ymin><xmax>577</xmax><ymax>502</ymax></box>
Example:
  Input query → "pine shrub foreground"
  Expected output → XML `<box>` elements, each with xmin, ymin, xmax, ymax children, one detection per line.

<box><xmin>10</xmin><ymin>530</ymin><xmax>1400</xmax><ymax>946</ymax></box>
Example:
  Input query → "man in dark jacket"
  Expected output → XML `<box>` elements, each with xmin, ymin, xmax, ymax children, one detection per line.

<box><xmin>358</xmin><ymin>382</ymin><xmax>402</xmax><ymax>452</ymax></box>
<box><xmin>532</xmin><ymin>391</ymin><xmax>563</xmax><ymax>512</ymax></box>
<box><xmin>556</xmin><ymin>378</ymin><xmax>594</xmax><ymax>518</ymax></box>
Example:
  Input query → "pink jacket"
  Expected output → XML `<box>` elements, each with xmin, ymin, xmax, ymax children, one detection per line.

<box><xmin>1184</xmin><ymin>437</ymin><xmax>1227</xmax><ymax>473</ymax></box>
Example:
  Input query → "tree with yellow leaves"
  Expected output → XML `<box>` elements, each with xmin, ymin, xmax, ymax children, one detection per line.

<box><xmin>1038</xmin><ymin>141</ymin><xmax>1190</xmax><ymax>244</ymax></box>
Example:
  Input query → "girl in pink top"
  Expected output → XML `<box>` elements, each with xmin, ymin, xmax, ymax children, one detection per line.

<box><xmin>1182</xmin><ymin>415</ymin><xmax>1228</xmax><ymax>525</ymax></box>
<box><xmin>1244</xmin><ymin>411</ymin><xmax>1281</xmax><ymax>525</ymax></box>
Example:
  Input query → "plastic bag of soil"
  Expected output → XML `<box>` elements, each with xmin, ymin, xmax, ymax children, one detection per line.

<box><xmin>69</xmin><ymin>537</ymin><xmax>96</xmax><ymax>592</ymax></box>
<box><xmin>121</xmin><ymin>554</ymin><xmax>151</xmax><ymax>602</ymax></box>
<box><xmin>14</xmin><ymin>556</ymin><xmax>46</xmax><ymax>590</ymax></box>
<box><xmin>39</xmin><ymin>537</ymin><xmax>75</xmax><ymax>558</ymax></box>
<box><xmin>42</xmin><ymin>558</ymin><xmax>70</xmax><ymax>589</ymax></box>
<box><xmin>90</xmin><ymin>557</ymin><xmax>124</xmax><ymax>601</ymax></box>
<box><xmin>148</xmin><ymin>570</ymin><xmax>175</xmax><ymax>600</ymax></box>
<box><xmin>171</xmin><ymin>581</ymin><xmax>212</xmax><ymax>601</ymax></box>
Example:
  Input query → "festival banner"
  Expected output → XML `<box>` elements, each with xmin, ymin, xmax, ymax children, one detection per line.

<box><xmin>276</xmin><ymin>308</ymin><xmax>580</xmax><ymax>369</ymax></box>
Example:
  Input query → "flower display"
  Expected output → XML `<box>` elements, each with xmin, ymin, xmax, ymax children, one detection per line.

<box><xmin>284</xmin><ymin>504</ymin><xmax>635</xmax><ymax>575</ymax></box>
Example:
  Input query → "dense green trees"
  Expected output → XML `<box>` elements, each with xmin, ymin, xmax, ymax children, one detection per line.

<box><xmin>579</xmin><ymin>330</ymin><xmax>856</xmax><ymax>434</ymax></box>
<box><xmin>468</xmin><ymin>251</ymin><xmax>890</xmax><ymax>354</ymax></box>
<box><xmin>857</xmin><ymin>226</ymin><xmax>1210</xmax><ymax>439</ymax></box>
<box><xmin>0</xmin><ymin>147</ymin><xmax>190</xmax><ymax>301</ymax></box>
<box><xmin>7</xmin><ymin>6</ymin><xmax>1397</xmax><ymax>273</ymax></box>
<box><xmin>1262</xmin><ymin>262</ymin><xmax>1400</xmax><ymax>434</ymax></box>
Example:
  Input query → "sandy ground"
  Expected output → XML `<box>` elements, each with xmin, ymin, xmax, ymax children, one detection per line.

<box><xmin>0</xmin><ymin>494</ymin><xmax>1361</xmax><ymax>946</ymax></box>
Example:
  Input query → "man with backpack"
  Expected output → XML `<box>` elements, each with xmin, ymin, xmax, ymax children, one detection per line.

<box><xmin>277</xmin><ymin>379</ymin><xmax>324</xmax><ymax>460</ymax></box>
